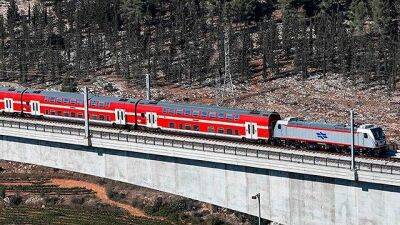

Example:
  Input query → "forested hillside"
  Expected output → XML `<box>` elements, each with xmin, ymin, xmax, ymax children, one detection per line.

<box><xmin>0</xmin><ymin>0</ymin><xmax>399</xmax><ymax>93</ymax></box>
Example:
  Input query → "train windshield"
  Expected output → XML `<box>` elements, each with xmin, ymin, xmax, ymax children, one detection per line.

<box><xmin>371</xmin><ymin>128</ymin><xmax>385</xmax><ymax>140</ymax></box>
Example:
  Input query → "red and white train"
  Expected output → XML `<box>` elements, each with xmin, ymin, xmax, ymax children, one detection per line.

<box><xmin>0</xmin><ymin>87</ymin><xmax>388</xmax><ymax>155</ymax></box>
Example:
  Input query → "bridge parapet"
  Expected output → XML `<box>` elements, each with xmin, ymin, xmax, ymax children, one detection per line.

<box><xmin>0</xmin><ymin>119</ymin><xmax>399</xmax><ymax>186</ymax></box>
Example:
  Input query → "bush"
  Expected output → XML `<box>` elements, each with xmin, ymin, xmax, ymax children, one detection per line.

<box><xmin>71</xmin><ymin>197</ymin><xmax>84</xmax><ymax>205</ymax></box>
<box><xmin>131</xmin><ymin>198</ymin><xmax>144</xmax><ymax>209</ymax></box>
<box><xmin>9</xmin><ymin>194</ymin><xmax>22</xmax><ymax>206</ymax></box>
<box><xmin>0</xmin><ymin>186</ymin><xmax>5</xmax><ymax>199</ymax></box>
<box><xmin>106</xmin><ymin>187</ymin><xmax>126</xmax><ymax>201</ymax></box>
<box><xmin>204</xmin><ymin>216</ymin><xmax>227</xmax><ymax>225</ymax></box>
<box><xmin>45</xmin><ymin>196</ymin><xmax>60</xmax><ymax>205</ymax></box>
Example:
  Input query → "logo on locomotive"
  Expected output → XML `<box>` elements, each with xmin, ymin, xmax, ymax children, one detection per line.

<box><xmin>316</xmin><ymin>132</ymin><xmax>328</xmax><ymax>140</ymax></box>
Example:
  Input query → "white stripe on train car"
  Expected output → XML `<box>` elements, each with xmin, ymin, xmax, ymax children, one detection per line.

<box><xmin>44</xmin><ymin>114</ymin><xmax>113</xmax><ymax>125</ymax></box>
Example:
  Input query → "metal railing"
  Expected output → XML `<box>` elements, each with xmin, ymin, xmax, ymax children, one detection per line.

<box><xmin>1</xmin><ymin>119</ymin><xmax>400</xmax><ymax>176</ymax></box>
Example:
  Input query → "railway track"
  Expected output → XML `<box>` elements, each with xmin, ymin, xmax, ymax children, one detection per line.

<box><xmin>0</xmin><ymin>115</ymin><xmax>399</xmax><ymax>167</ymax></box>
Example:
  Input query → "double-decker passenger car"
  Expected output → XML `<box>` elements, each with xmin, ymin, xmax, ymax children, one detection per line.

<box><xmin>0</xmin><ymin>87</ymin><xmax>281</xmax><ymax>141</ymax></box>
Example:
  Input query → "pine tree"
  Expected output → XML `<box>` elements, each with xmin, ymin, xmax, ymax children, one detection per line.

<box><xmin>349</xmin><ymin>0</ymin><xmax>368</xmax><ymax>33</ymax></box>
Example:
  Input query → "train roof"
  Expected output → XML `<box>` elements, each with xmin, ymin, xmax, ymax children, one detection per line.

<box><xmin>0</xmin><ymin>87</ymin><xmax>279</xmax><ymax>116</ymax></box>
<box><xmin>287</xmin><ymin>118</ymin><xmax>351</xmax><ymax>131</ymax></box>
<box><xmin>157</xmin><ymin>101</ymin><xmax>278</xmax><ymax>117</ymax></box>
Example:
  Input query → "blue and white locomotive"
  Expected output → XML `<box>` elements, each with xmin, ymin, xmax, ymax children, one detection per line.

<box><xmin>273</xmin><ymin>117</ymin><xmax>387</xmax><ymax>155</ymax></box>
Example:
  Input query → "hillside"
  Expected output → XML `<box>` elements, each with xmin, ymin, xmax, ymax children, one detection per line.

<box><xmin>0</xmin><ymin>0</ymin><xmax>398</xmax><ymax>144</ymax></box>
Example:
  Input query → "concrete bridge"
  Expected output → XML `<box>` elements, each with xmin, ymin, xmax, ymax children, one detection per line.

<box><xmin>0</xmin><ymin>119</ymin><xmax>399</xmax><ymax>225</ymax></box>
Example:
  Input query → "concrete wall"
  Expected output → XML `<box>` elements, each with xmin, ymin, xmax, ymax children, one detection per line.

<box><xmin>0</xmin><ymin>135</ymin><xmax>399</xmax><ymax>225</ymax></box>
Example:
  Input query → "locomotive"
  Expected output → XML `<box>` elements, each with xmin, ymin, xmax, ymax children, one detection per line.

<box><xmin>0</xmin><ymin>87</ymin><xmax>388</xmax><ymax>155</ymax></box>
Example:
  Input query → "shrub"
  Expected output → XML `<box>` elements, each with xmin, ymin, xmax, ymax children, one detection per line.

<box><xmin>105</xmin><ymin>186</ymin><xmax>126</xmax><ymax>201</ymax></box>
<box><xmin>205</xmin><ymin>216</ymin><xmax>227</xmax><ymax>225</ymax></box>
<box><xmin>71</xmin><ymin>197</ymin><xmax>84</xmax><ymax>205</ymax></box>
<box><xmin>0</xmin><ymin>186</ymin><xmax>5</xmax><ymax>199</ymax></box>
<box><xmin>9</xmin><ymin>194</ymin><xmax>22</xmax><ymax>206</ymax></box>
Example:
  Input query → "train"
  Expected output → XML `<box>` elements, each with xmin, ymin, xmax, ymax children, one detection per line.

<box><xmin>0</xmin><ymin>87</ymin><xmax>388</xmax><ymax>155</ymax></box>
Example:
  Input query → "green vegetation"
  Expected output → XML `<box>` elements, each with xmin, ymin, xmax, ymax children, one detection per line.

<box><xmin>0</xmin><ymin>206</ymin><xmax>172</xmax><ymax>225</ymax></box>
<box><xmin>0</xmin><ymin>0</ymin><xmax>398</xmax><ymax>92</ymax></box>
<box><xmin>0</xmin><ymin>186</ymin><xmax>5</xmax><ymax>199</ymax></box>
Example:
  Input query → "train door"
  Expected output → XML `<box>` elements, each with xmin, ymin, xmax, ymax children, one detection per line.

<box><xmin>245</xmin><ymin>122</ymin><xmax>258</xmax><ymax>139</ymax></box>
<box><xmin>4</xmin><ymin>98</ymin><xmax>13</xmax><ymax>113</ymax></box>
<box><xmin>146</xmin><ymin>112</ymin><xmax>158</xmax><ymax>128</ymax></box>
<box><xmin>30</xmin><ymin>101</ymin><xmax>41</xmax><ymax>116</ymax></box>
<box><xmin>115</xmin><ymin>109</ymin><xmax>126</xmax><ymax>125</ymax></box>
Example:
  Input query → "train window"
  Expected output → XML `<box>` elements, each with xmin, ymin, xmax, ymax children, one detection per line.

<box><xmin>201</xmin><ymin>111</ymin><xmax>208</xmax><ymax>118</ymax></box>
<box><xmin>169</xmin><ymin>108</ymin><xmax>175</xmax><ymax>114</ymax></box>
<box><xmin>141</xmin><ymin>113</ymin><xmax>145</xmax><ymax>118</ymax></box>
<box><xmin>107</xmin><ymin>116</ymin><xmax>110</xmax><ymax>121</ymax></box>
<box><xmin>57</xmin><ymin>111</ymin><xmax>62</xmax><ymax>116</ymax></box>
<box><xmin>91</xmin><ymin>101</ymin><xmax>97</xmax><ymax>106</ymax></box>
<box><xmin>185</xmin><ymin>124</ymin><xmax>191</xmax><ymax>130</ymax></box>
<box><xmin>227</xmin><ymin>129</ymin><xmax>232</xmax><ymax>135</ymax></box>
<box><xmin>99</xmin><ymin>115</ymin><xmax>105</xmax><ymax>120</ymax></box>
<box><xmin>78</xmin><ymin>114</ymin><xmax>83</xmax><ymax>118</ymax></box>
<box><xmin>63</xmin><ymin>99</ymin><xmax>69</xmax><ymax>103</ymax></box>
<box><xmin>226</xmin><ymin>113</ymin><xmax>233</xmax><ymax>120</ymax></box>
<box><xmin>163</xmin><ymin>108</ymin><xmax>167</xmax><ymax>114</ymax></box>
<box><xmin>208</xmin><ymin>126</ymin><xmax>214</xmax><ymax>133</ymax></box>
<box><xmin>278</xmin><ymin>124</ymin><xmax>281</xmax><ymax>129</ymax></box>
<box><xmin>364</xmin><ymin>133</ymin><xmax>368</xmax><ymax>139</ymax></box>
<box><xmin>57</xmin><ymin>98</ymin><xmax>62</xmax><ymax>103</ymax></box>
<box><xmin>235</xmin><ymin>130</ymin><xmax>239</xmax><ymax>135</ymax></box>
<box><xmin>92</xmin><ymin>115</ymin><xmax>97</xmax><ymax>120</ymax></box>
<box><xmin>193</xmin><ymin>110</ymin><xmax>199</xmax><ymax>117</ymax></box>
<box><xmin>99</xmin><ymin>102</ymin><xmax>104</xmax><ymax>108</ymax></box>
<box><xmin>45</xmin><ymin>110</ymin><xmax>49</xmax><ymax>115</ymax></box>
<box><xmin>71</xmin><ymin>112</ymin><xmax>76</xmax><ymax>117</ymax></box>
<box><xmin>50</xmin><ymin>97</ymin><xmax>55</xmax><ymax>103</ymax></box>
<box><xmin>193</xmin><ymin>125</ymin><xmax>199</xmax><ymax>131</ymax></box>
<box><xmin>218</xmin><ymin>128</ymin><xmax>224</xmax><ymax>134</ymax></box>
<box><xmin>218</xmin><ymin>112</ymin><xmax>225</xmax><ymax>119</ymax></box>
<box><xmin>209</xmin><ymin>112</ymin><xmax>216</xmax><ymax>118</ymax></box>
<box><xmin>50</xmin><ymin>110</ymin><xmax>55</xmax><ymax>115</ymax></box>
<box><xmin>177</xmin><ymin>109</ymin><xmax>183</xmax><ymax>115</ymax></box>
<box><xmin>184</xmin><ymin>108</ymin><xmax>191</xmax><ymax>116</ymax></box>
<box><xmin>169</xmin><ymin>123</ymin><xmax>175</xmax><ymax>128</ymax></box>
<box><xmin>70</xmin><ymin>99</ymin><xmax>76</xmax><ymax>104</ymax></box>
<box><xmin>179</xmin><ymin>124</ymin><xmax>183</xmax><ymax>129</ymax></box>
<box><xmin>63</xmin><ymin>112</ymin><xmax>69</xmax><ymax>117</ymax></box>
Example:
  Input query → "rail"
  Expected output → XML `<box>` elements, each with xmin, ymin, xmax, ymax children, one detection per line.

<box><xmin>1</xmin><ymin>119</ymin><xmax>400</xmax><ymax>176</ymax></box>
